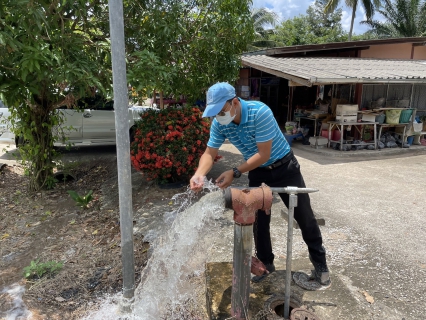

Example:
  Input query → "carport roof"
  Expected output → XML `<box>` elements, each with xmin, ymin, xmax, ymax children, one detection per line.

<box><xmin>241</xmin><ymin>55</ymin><xmax>426</xmax><ymax>87</ymax></box>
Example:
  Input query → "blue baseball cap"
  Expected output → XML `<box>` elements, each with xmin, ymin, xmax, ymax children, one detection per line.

<box><xmin>202</xmin><ymin>82</ymin><xmax>236</xmax><ymax>117</ymax></box>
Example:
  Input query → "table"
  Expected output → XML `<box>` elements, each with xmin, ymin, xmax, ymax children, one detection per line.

<box><xmin>377</xmin><ymin>123</ymin><xmax>409</xmax><ymax>145</ymax></box>
<box><xmin>328</xmin><ymin>121</ymin><xmax>377</xmax><ymax>151</ymax></box>
<box><xmin>297</xmin><ymin>117</ymin><xmax>320</xmax><ymax>137</ymax></box>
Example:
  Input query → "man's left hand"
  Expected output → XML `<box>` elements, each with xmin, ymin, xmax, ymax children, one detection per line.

<box><xmin>215</xmin><ymin>170</ymin><xmax>234</xmax><ymax>189</ymax></box>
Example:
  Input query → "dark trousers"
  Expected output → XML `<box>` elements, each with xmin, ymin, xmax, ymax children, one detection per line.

<box><xmin>248</xmin><ymin>152</ymin><xmax>327</xmax><ymax>269</ymax></box>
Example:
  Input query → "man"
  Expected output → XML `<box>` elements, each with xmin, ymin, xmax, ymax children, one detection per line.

<box><xmin>190</xmin><ymin>82</ymin><xmax>330</xmax><ymax>286</ymax></box>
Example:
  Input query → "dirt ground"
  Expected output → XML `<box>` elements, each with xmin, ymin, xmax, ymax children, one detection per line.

<box><xmin>0</xmin><ymin>149</ymin><xmax>181</xmax><ymax>320</ymax></box>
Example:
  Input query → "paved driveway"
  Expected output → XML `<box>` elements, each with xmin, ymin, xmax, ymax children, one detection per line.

<box><xmin>207</xmin><ymin>142</ymin><xmax>426</xmax><ymax>319</ymax></box>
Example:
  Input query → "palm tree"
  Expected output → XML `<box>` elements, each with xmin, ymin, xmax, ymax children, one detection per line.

<box><xmin>361</xmin><ymin>0</ymin><xmax>426</xmax><ymax>37</ymax></box>
<box><xmin>324</xmin><ymin>0</ymin><xmax>381</xmax><ymax>41</ymax></box>
<box><xmin>250</xmin><ymin>8</ymin><xmax>280</xmax><ymax>49</ymax></box>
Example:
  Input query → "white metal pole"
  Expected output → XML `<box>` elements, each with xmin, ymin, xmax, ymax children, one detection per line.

<box><xmin>108</xmin><ymin>0</ymin><xmax>135</xmax><ymax>310</ymax></box>
<box><xmin>284</xmin><ymin>193</ymin><xmax>297</xmax><ymax>319</ymax></box>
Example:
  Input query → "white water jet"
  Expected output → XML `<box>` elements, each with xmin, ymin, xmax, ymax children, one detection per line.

<box><xmin>82</xmin><ymin>180</ymin><xmax>227</xmax><ymax>319</ymax></box>
<box><xmin>0</xmin><ymin>283</ymin><xmax>32</xmax><ymax>320</ymax></box>
<box><xmin>133</xmin><ymin>189</ymin><xmax>225</xmax><ymax>318</ymax></box>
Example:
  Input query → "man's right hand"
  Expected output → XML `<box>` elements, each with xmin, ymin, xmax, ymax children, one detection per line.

<box><xmin>190</xmin><ymin>175</ymin><xmax>205</xmax><ymax>192</ymax></box>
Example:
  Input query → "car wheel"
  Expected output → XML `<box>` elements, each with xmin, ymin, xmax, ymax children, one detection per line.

<box><xmin>15</xmin><ymin>136</ymin><xmax>26</xmax><ymax>147</ymax></box>
<box><xmin>129</xmin><ymin>127</ymin><xmax>135</xmax><ymax>146</ymax></box>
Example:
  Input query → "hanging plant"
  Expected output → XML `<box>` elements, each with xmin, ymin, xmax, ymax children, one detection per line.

<box><xmin>131</xmin><ymin>107</ymin><xmax>221</xmax><ymax>185</ymax></box>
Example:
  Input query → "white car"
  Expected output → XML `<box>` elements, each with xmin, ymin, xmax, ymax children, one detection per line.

<box><xmin>0</xmin><ymin>102</ymin><xmax>157</xmax><ymax>146</ymax></box>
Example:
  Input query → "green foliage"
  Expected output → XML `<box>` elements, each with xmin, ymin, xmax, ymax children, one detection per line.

<box><xmin>131</xmin><ymin>107</ymin><xmax>220</xmax><ymax>184</ymax></box>
<box><xmin>0</xmin><ymin>0</ymin><xmax>112</xmax><ymax>191</ymax></box>
<box><xmin>324</xmin><ymin>0</ymin><xmax>381</xmax><ymax>40</ymax></box>
<box><xmin>67</xmin><ymin>190</ymin><xmax>94</xmax><ymax>209</ymax></box>
<box><xmin>361</xmin><ymin>0</ymin><xmax>426</xmax><ymax>38</ymax></box>
<box><xmin>250</xmin><ymin>7</ymin><xmax>280</xmax><ymax>49</ymax></box>
<box><xmin>23</xmin><ymin>259</ymin><xmax>63</xmax><ymax>280</ymax></box>
<box><xmin>125</xmin><ymin>0</ymin><xmax>254</xmax><ymax>104</ymax></box>
<box><xmin>270</xmin><ymin>1</ymin><xmax>347</xmax><ymax>46</ymax></box>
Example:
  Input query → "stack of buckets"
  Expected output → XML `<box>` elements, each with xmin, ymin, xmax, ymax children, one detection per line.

<box><xmin>384</xmin><ymin>108</ymin><xmax>413</xmax><ymax>124</ymax></box>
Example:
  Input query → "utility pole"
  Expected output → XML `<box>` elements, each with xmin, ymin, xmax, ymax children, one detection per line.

<box><xmin>108</xmin><ymin>0</ymin><xmax>135</xmax><ymax>312</ymax></box>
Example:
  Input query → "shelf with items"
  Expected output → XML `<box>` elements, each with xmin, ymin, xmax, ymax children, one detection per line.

<box><xmin>327</xmin><ymin>121</ymin><xmax>378</xmax><ymax>151</ymax></box>
<box><xmin>373</xmin><ymin>108</ymin><xmax>417</xmax><ymax>145</ymax></box>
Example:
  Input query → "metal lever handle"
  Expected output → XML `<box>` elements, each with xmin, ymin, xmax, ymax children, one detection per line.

<box><xmin>227</xmin><ymin>186</ymin><xmax>318</xmax><ymax>194</ymax></box>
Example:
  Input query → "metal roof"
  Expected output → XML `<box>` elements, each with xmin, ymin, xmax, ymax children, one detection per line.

<box><xmin>241</xmin><ymin>55</ymin><xmax>426</xmax><ymax>86</ymax></box>
<box><xmin>243</xmin><ymin>37</ymin><xmax>426</xmax><ymax>57</ymax></box>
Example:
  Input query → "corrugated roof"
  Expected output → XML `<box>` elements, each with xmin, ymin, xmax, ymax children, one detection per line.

<box><xmin>241</xmin><ymin>56</ymin><xmax>426</xmax><ymax>86</ymax></box>
<box><xmin>243</xmin><ymin>37</ymin><xmax>426</xmax><ymax>56</ymax></box>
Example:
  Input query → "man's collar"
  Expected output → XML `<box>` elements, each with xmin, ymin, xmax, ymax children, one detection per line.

<box><xmin>239</xmin><ymin>99</ymin><xmax>248</xmax><ymax>124</ymax></box>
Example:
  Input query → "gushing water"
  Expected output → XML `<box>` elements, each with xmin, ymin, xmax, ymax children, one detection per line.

<box><xmin>0</xmin><ymin>283</ymin><xmax>32</xmax><ymax>320</ymax></box>
<box><xmin>82</xmin><ymin>180</ymin><xmax>226</xmax><ymax>319</ymax></box>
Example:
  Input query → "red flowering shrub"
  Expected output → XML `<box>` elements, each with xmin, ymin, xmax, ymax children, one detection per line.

<box><xmin>131</xmin><ymin>107</ymin><xmax>221</xmax><ymax>184</ymax></box>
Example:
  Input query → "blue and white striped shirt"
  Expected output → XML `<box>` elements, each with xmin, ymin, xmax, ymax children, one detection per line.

<box><xmin>207</xmin><ymin>99</ymin><xmax>290</xmax><ymax>167</ymax></box>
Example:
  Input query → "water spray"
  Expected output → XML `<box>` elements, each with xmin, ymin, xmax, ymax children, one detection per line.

<box><xmin>224</xmin><ymin>184</ymin><xmax>318</xmax><ymax>320</ymax></box>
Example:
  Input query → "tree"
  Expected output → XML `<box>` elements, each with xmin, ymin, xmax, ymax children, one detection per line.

<box><xmin>0</xmin><ymin>0</ymin><xmax>111</xmax><ymax>190</ymax></box>
<box><xmin>124</xmin><ymin>0</ymin><xmax>254</xmax><ymax>104</ymax></box>
<box><xmin>270</xmin><ymin>1</ymin><xmax>346</xmax><ymax>46</ymax></box>
<box><xmin>361</xmin><ymin>0</ymin><xmax>426</xmax><ymax>37</ymax></box>
<box><xmin>324</xmin><ymin>0</ymin><xmax>381</xmax><ymax>41</ymax></box>
<box><xmin>249</xmin><ymin>7</ymin><xmax>280</xmax><ymax>49</ymax></box>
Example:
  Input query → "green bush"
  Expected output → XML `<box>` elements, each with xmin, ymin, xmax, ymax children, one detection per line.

<box><xmin>23</xmin><ymin>260</ymin><xmax>63</xmax><ymax>280</ymax></box>
<box><xmin>67</xmin><ymin>190</ymin><xmax>93</xmax><ymax>209</ymax></box>
<box><xmin>130</xmin><ymin>107</ymin><xmax>221</xmax><ymax>184</ymax></box>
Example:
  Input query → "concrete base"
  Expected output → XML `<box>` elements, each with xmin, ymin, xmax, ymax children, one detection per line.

<box><xmin>206</xmin><ymin>258</ymin><xmax>364</xmax><ymax>320</ymax></box>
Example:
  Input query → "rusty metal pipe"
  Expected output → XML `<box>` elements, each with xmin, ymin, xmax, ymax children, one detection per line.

<box><xmin>231</xmin><ymin>223</ymin><xmax>252</xmax><ymax>320</ymax></box>
<box><xmin>225</xmin><ymin>184</ymin><xmax>273</xmax><ymax>319</ymax></box>
<box><xmin>224</xmin><ymin>185</ymin><xmax>319</xmax><ymax>320</ymax></box>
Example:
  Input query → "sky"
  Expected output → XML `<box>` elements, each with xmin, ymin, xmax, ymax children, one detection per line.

<box><xmin>252</xmin><ymin>0</ymin><xmax>380</xmax><ymax>35</ymax></box>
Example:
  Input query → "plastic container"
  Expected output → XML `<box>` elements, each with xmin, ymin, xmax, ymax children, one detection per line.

<box><xmin>413</xmin><ymin>121</ymin><xmax>423</xmax><ymax>133</ymax></box>
<box><xmin>285</xmin><ymin>126</ymin><xmax>293</xmax><ymax>134</ymax></box>
<box><xmin>375</xmin><ymin>113</ymin><xmax>386</xmax><ymax>124</ymax></box>
<box><xmin>407</xmin><ymin>136</ymin><xmax>414</xmax><ymax>145</ymax></box>
<box><xmin>332</xmin><ymin>130</ymin><xmax>342</xmax><ymax>141</ymax></box>
<box><xmin>385</xmin><ymin>109</ymin><xmax>402</xmax><ymax>124</ymax></box>
<box><xmin>399</xmin><ymin>109</ymin><xmax>413</xmax><ymax>123</ymax></box>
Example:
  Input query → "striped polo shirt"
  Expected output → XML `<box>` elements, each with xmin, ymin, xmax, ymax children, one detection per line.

<box><xmin>207</xmin><ymin>99</ymin><xmax>291</xmax><ymax>167</ymax></box>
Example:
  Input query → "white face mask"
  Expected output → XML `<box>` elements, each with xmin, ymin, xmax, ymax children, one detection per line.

<box><xmin>216</xmin><ymin>104</ymin><xmax>236</xmax><ymax>125</ymax></box>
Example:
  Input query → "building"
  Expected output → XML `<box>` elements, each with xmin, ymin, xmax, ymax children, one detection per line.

<box><xmin>237</xmin><ymin>37</ymin><xmax>426</xmax><ymax>127</ymax></box>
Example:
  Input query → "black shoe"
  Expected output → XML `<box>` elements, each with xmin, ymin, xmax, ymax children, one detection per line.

<box><xmin>309</xmin><ymin>254</ymin><xmax>331</xmax><ymax>288</ymax></box>
<box><xmin>310</xmin><ymin>269</ymin><xmax>331</xmax><ymax>288</ymax></box>
<box><xmin>251</xmin><ymin>263</ymin><xmax>275</xmax><ymax>283</ymax></box>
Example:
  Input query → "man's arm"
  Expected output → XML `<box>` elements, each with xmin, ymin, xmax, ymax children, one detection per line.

<box><xmin>215</xmin><ymin>140</ymin><xmax>272</xmax><ymax>189</ymax></box>
<box><xmin>236</xmin><ymin>140</ymin><xmax>272</xmax><ymax>173</ymax></box>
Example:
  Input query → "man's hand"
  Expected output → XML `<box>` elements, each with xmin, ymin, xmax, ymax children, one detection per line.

<box><xmin>215</xmin><ymin>170</ymin><xmax>234</xmax><ymax>189</ymax></box>
<box><xmin>190</xmin><ymin>175</ymin><xmax>205</xmax><ymax>192</ymax></box>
